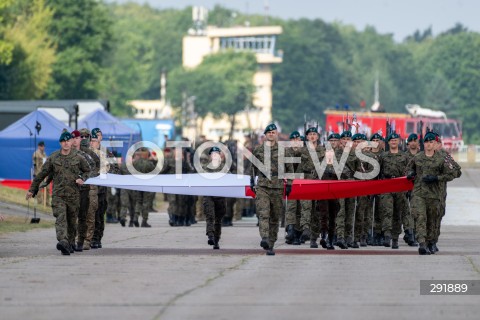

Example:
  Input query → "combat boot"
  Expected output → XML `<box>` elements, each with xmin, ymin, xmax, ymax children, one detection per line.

<box><xmin>347</xmin><ymin>236</ymin><xmax>359</xmax><ymax>248</ymax></box>
<box><xmin>266</xmin><ymin>246</ymin><xmax>275</xmax><ymax>256</ymax></box>
<box><xmin>285</xmin><ymin>225</ymin><xmax>295</xmax><ymax>244</ymax></box>
<box><xmin>383</xmin><ymin>235</ymin><xmax>391</xmax><ymax>247</ymax></box>
<box><xmin>213</xmin><ymin>237</ymin><xmax>220</xmax><ymax>250</ymax></box>
<box><xmin>409</xmin><ymin>231</ymin><xmax>419</xmax><ymax>247</ymax></box>
<box><xmin>326</xmin><ymin>239</ymin><xmax>335</xmax><ymax>250</ymax></box>
<box><xmin>75</xmin><ymin>242</ymin><xmax>83</xmax><ymax>252</ymax></box>
<box><xmin>433</xmin><ymin>242</ymin><xmax>439</xmax><ymax>252</ymax></box>
<box><xmin>336</xmin><ymin>237</ymin><xmax>348</xmax><ymax>249</ymax></box>
<box><xmin>129</xmin><ymin>220</ymin><xmax>134</xmax><ymax>227</ymax></box>
<box><xmin>91</xmin><ymin>241</ymin><xmax>99</xmax><ymax>249</ymax></box>
<box><xmin>300</xmin><ymin>228</ymin><xmax>311</xmax><ymax>243</ymax></box>
<box><xmin>292</xmin><ymin>230</ymin><xmax>301</xmax><ymax>245</ymax></box>
<box><xmin>310</xmin><ymin>239</ymin><xmax>318</xmax><ymax>248</ymax></box>
<box><xmin>367</xmin><ymin>232</ymin><xmax>374</xmax><ymax>246</ymax></box>
<box><xmin>83</xmin><ymin>240</ymin><xmax>91</xmax><ymax>250</ymax></box>
<box><xmin>120</xmin><ymin>218</ymin><xmax>126</xmax><ymax>227</ymax></box>
<box><xmin>185</xmin><ymin>216</ymin><xmax>191</xmax><ymax>227</ymax></box>
<box><xmin>69</xmin><ymin>243</ymin><xmax>75</xmax><ymax>254</ymax></box>
<box><xmin>360</xmin><ymin>236</ymin><xmax>368</xmax><ymax>247</ymax></box>
<box><xmin>391</xmin><ymin>239</ymin><xmax>399</xmax><ymax>249</ymax></box>
<box><xmin>56</xmin><ymin>241</ymin><xmax>70</xmax><ymax>256</ymax></box>
<box><xmin>97</xmin><ymin>241</ymin><xmax>102</xmax><ymax>249</ymax></box>
<box><xmin>260</xmin><ymin>237</ymin><xmax>269</xmax><ymax>250</ymax></box>
<box><xmin>207</xmin><ymin>235</ymin><xmax>215</xmax><ymax>246</ymax></box>
<box><xmin>141</xmin><ymin>220</ymin><xmax>151</xmax><ymax>228</ymax></box>
<box><xmin>418</xmin><ymin>242</ymin><xmax>431</xmax><ymax>255</ymax></box>
<box><xmin>427</xmin><ymin>242</ymin><xmax>436</xmax><ymax>254</ymax></box>
<box><xmin>319</xmin><ymin>231</ymin><xmax>327</xmax><ymax>248</ymax></box>
<box><xmin>133</xmin><ymin>219</ymin><xmax>139</xmax><ymax>227</ymax></box>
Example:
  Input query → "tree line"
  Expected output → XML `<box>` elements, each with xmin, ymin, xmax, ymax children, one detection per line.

<box><xmin>1</xmin><ymin>1</ymin><xmax>479</xmax><ymax>143</ymax></box>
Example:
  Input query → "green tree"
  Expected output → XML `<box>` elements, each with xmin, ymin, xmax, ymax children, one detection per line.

<box><xmin>0</xmin><ymin>0</ymin><xmax>55</xmax><ymax>99</ymax></box>
<box><xmin>44</xmin><ymin>0</ymin><xmax>113</xmax><ymax>99</ymax></box>
<box><xmin>168</xmin><ymin>51</ymin><xmax>256</xmax><ymax>137</ymax></box>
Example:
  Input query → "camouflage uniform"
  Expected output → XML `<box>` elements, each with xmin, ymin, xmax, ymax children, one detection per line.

<box><xmin>75</xmin><ymin>144</ymin><xmax>97</xmax><ymax>249</ymax></box>
<box><xmin>92</xmin><ymin>147</ymin><xmax>111</xmax><ymax>246</ymax></box>
<box><xmin>379</xmin><ymin>150</ymin><xmax>411</xmax><ymax>245</ymax></box>
<box><xmin>433</xmin><ymin>149</ymin><xmax>462</xmax><ymax>243</ymax></box>
<box><xmin>370</xmin><ymin>149</ymin><xmax>384</xmax><ymax>244</ymax></box>
<box><xmin>299</xmin><ymin>144</ymin><xmax>326</xmax><ymax>241</ymax></box>
<box><xmin>203</xmin><ymin>157</ymin><xmax>227</xmax><ymax>245</ymax></box>
<box><xmin>132</xmin><ymin>157</ymin><xmax>156</xmax><ymax>226</ymax></box>
<box><xmin>284</xmin><ymin>146</ymin><xmax>303</xmax><ymax>241</ymax></box>
<box><xmin>335</xmin><ymin>147</ymin><xmax>362</xmax><ymax>247</ymax></box>
<box><xmin>28</xmin><ymin>149</ymin><xmax>90</xmax><ymax>251</ymax></box>
<box><xmin>33</xmin><ymin>148</ymin><xmax>50</xmax><ymax>205</ymax></box>
<box><xmin>317</xmin><ymin>157</ymin><xmax>340</xmax><ymax>248</ymax></box>
<box><xmin>355</xmin><ymin>149</ymin><xmax>380</xmax><ymax>245</ymax></box>
<box><xmin>252</xmin><ymin>142</ymin><xmax>293</xmax><ymax>250</ymax></box>
<box><xmin>407</xmin><ymin>151</ymin><xmax>458</xmax><ymax>251</ymax></box>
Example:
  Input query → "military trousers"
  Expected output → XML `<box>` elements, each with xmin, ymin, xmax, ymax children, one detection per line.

<box><xmin>380</xmin><ymin>192</ymin><xmax>408</xmax><ymax>239</ymax></box>
<box><xmin>255</xmin><ymin>187</ymin><xmax>283</xmax><ymax>248</ymax></box>
<box><xmin>93</xmin><ymin>192</ymin><xmax>107</xmax><ymax>243</ymax></box>
<box><xmin>204</xmin><ymin>196</ymin><xmax>226</xmax><ymax>239</ymax></box>
<box><xmin>51</xmin><ymin>194</ymin><xmax>79</xmax><ymax>246</ymax></box>
<box><xmin>317</xmin><ymin>199</ymin><xmax>339</xmax><ymax>240</ymax></box>
<box><xmin>335</xmin><ymin>197</ymin><xmax>355</xmax><ymax>239</ymax></box>
<box><xmin>355</xmin><ymin>196</ymin><xmax>371</xmax><ymax>240</ymax></box>
<box><xmin>411</xmin><ymin>196</ymin><xmax>440</xmax><ymax>245</ymax></box>
<box><xmin>120</xmin><ymin>189</ymin><xmax>136</xmax><ymax>221</ymax></box>
<box><xmin>77</xmin><ymin>188</ymin><xmax>90</xmax><ymax>244</ymax></box>
<box><xmin>434</xmin><ymin>194</ymin><xmax>447</xmax><ymax>243</ymax></box>
<box><xmin>85</xmin><ymin>186</ymin><xmax>98</xmax><ymax>244</ymax></box>
<box><xmin>285</xmin><ymin>199</ymin><xmax>301</xmax><ymax>232</ymax></box>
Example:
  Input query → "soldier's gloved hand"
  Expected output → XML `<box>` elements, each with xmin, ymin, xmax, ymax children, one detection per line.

<box><xmin>285</xmin><ymin>184</ymin><xmax>292</xmax><ymax>197</ymax></box>
<box><xmin>422</xmin><ymin>175</ymin><xmax>438</xmax><ymax>183</ymax></box>
<box><xmin>406</xmin><ymin>172</ymin><xmax>416</xmax><ymax>180</ymax></box>
<box><xmin>383</xmin><ymin>174</ymin><xmax>392</xmax><ymax>179</ymax></box>
<box><xmin>250</xmin><ymin>177</ymin><xmax>256</xmax><ymax>194</ymax></box>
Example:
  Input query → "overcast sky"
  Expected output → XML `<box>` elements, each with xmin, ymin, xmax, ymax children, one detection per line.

<box><xmin>107</xmin><ymin>0</ymin><xmax>479</xmax><ymax>41</ymax></box>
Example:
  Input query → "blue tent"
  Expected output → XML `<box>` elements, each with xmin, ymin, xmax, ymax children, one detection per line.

<box><xmin>78</xmin><ymin>109</ymin><xmax>141</xmax><ymax>158</ymax></box>
<box><xmin>0</xmin><ymin>110</ymin><xmax>72</xmax><ymax>180</ymax></box>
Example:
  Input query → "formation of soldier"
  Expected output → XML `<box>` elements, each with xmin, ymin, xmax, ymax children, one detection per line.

<box><xmin>275</xmin><ymin>123</ymin><xmax>461</xmax><ymax>256</ymax></box>
<box><xmin>25</xmin><ymin>121</ymin><xmax>461</xmax><ymax>257</ymax></box>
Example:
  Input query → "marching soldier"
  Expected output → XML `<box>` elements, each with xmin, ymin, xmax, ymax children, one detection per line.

<box><xmin>251</xmin><ymin>123</ymin><xmax>294</xmax><ymax>255</ymax></box>
<box><xmin>32</xmin><ymin>141</ymin><xmax>50</xmax><ymax>206</ymax></box>
<box><xmin>26</xmin><ymin>131</ymin><xmax>91</xmax><ymax>255</ymax></box>
<box><xmin>203</xmin><ymin>146</ymin><xmax>227</xmax><ymax>249</ymax></box>
<box><xmin>379</xmin><ymin>132</ymin><xmax>412</xmax><ymax>249</ymax></box>
<box><xmin>369</xmin><ymin>132</ymin><xmax>384</xmax><ymax>245</ymax></box>
<box><xmin>406</xmin><ymin>132</ymin><xmax>459</xmax><ymax>255</ymax></box>
<box><xmin>299</xmin><ymin>127</ymin><xmax>326</xmax><ymax>248</ymax></box>
<box><xmin>284</xmin><ymin>131</ymin><xmax>303</xmax><ymax>245</ymax></box>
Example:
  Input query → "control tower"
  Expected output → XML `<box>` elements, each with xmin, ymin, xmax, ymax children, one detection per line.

<box><xmin>182</xmin><ymin>8</ymin><xmax>283</xmax><ymax>141</ymax></box>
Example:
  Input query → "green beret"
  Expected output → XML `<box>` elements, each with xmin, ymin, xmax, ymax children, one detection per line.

<box><xmin>289</xmin><ymin>131</ymin><xmax>300</xmax><ymax>139</ymax></box>
<box><xmin>59</xmin><ymin>131</ymin><xmax>72</xmax><ymax>142</ymax></box>
<box><xmin>327</xmin><ymin>133</ymin><xmax>340</xmax><ymax>140</ymax></box>
<box><xmin>305</xmin><ymin>127</ymin><xmax>318</xmax><ymax>135</ymax></box>
<box><xmin>386</xmin><ymin>132</ymin><xmax>400</xmax><ymax>142</ymax></box>
<box><xmin>370</xmin><ymin>133</ymin><xmax>383</xmax><ymax>141</ymax></box>
<box><xmin>264</xmin><ymin>123</ymin><xmax>277</xmax><ymax>134</ymax></box>
<box><xmin>340</xmin><ymin>130</ymin><xmax>352</xmax><ymax>138</ymax></box>
<box><xmin>209</xmin><ymin>146</ymin><xmax>221</xmax><ymax>154</ymax></box>
<box><xmin>300</xmin><ymin>135</ymin><xmax>305</xmax><ymax>141</ymax></box>
<box><xmin>423</xmin><ymin>132</ymin><xmax>437</xmax><ymax>142</ymax></box>
<box><xmin>407</xmin><ymin>133</ymin><xmax>418</xmax><ymax>142</ymax></box>
<box><xmin>91</xmin><ymin>128</ymin><xmax>102</xmax><ymax>136</ymax></box>
<box><xmin>352</xmin><ymin>133</ymin><xmax>363</xmax><ymax>141</ymax></box>
<box><xmin>91</xmin><ymin>131</ymin><xmax>99</xmax><ymax>139</ymax></box>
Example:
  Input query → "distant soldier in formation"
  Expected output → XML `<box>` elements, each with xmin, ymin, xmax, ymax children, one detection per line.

<box><xmin>284</xmin><ymin>131</ymin><xmax>303</xmax><ymax>245</ymax></box>
<box><xmin>203</xmin><ymin>146</ymin><xmax>227</xmax><ymax>249</ymax></box>
<box><xmin>132</xmin><ymin>147</ymin><xmax>156</xmax><ymax>227</ymax></box>
<box><xmin>26</xmin><ymin>131</ymin><xmax>91</xmax><ymax>255</ymax></box>
<box><xmin>251</xmin><ymin>123</ymin><xmax>294</xmax><ymax>256</ymax></box>
<box><xmin>32</xmin><ymin>141</ymin><xmax>50</xmax><ymax>206</ymax></box>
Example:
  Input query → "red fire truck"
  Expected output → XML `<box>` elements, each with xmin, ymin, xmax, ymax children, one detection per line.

<box><xmin>324</xmin><ymin>105</ymin><xmax>463</xmax><ymax>151</ymax></box>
